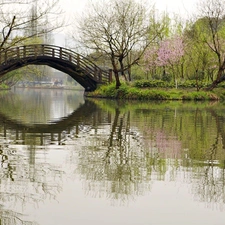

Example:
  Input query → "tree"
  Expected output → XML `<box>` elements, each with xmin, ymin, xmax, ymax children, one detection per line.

<box><xmin>75</xmin><ymin>0</ymin><xmax>156</xmax><ymax>88</ymax></box>
<box><xmin>0</xmin><ymin>0</ymin><xmax>63</xmax><ymax>50</ymax></box>
<box><xmin>183</xmin><ymin>19</ymin><xmax>217</xmax><ymax>89</ymax></box>
<box><xmin>0</xmin><ymin>0</ymin><xmax>63</xmax><ymax>86</ymax></box>
<box><xmin>143</xmin><ymin>12</ymin><xmax>186</xmax><ymax>82</ymax></box>
<box><xmin>194</xmin><ymin>0</ymin><xmax>225</xmax><ymax>90</ymax></box>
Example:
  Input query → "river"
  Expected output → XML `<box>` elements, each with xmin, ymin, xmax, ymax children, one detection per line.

<box><xmin>0</xmin><ymin>88</ymin><xmax>225</xmax><ymax>225</ymax></box>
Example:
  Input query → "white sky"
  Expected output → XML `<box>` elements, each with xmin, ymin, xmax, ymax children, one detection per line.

<box><xmin>56</xmin><ymin>0</ymin><xmax>199</xmax><ymax>45</ymax></box>
<box><xmin>154</xmin><ymin>0</ymin><xmax>199</xmax><ymax>16</ymax></box>
<box><xmin>59</xmin><ymin>0</ymin><xmax>199</xmax><ymax>18</ymax></box>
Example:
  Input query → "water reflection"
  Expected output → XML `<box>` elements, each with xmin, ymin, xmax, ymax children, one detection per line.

<box><xmin>77</xmin><ymin>100</ymin><xmax>225</xmax><ymax>208</ymax></box>
<box><xmin>0</xmin><ymin>89</ymin><xmax>87</xmax><ymax>225</ymax></box>
<box><xmin>0</xmin><ymin>88</ymin><xmax>85</xmax><ymax>124</ymax></box>
<box><xmin>0</xmin><ymin>89</ymin><xmax>225</xmax><ymax>224</ymax></box>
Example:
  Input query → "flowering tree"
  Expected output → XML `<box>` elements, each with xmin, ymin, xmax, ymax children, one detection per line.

<box><xmin>157</xmin><ymin>36</ymin><xmax>184</xmax><ymax>67</ymax></box>
<box><xmin>143</xmin><ymin>45</ymin><xmax>158</xmax><ymax>73</ymax></box>
<box><xmin>144</xmin><ymin>36</ymin><xmax>184</xmax><ymax>81</ymax></box>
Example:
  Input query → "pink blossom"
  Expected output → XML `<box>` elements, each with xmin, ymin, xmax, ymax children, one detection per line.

<box><xmin>157</xmin><ymin>36</ymin><xmax>184</xmax><ymax>66</ymax></box>
<box><xmin>144</xmin><ymin>36</ymin><xmax>184</xmax><ymax>71</ymax></box>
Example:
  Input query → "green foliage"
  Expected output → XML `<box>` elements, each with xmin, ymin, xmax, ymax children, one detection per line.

<box><xmin>96</xmin><ymin>82</ymin><xmax>119</xmax><ymax>97</ymax></box>
<box><xmin>87</xmin><ymin>83</ymin><xmax>219</xmax><ymax>100</ymax></box>
<box><xmin>132</xmin><ymin>79</ymin><xmax>211</xmax><ymax>90</ymax></box>
<box><xmin>0</xmin><ymin>83</ymin><xmax>9</xmax><ymax>89</ymax></box>
<box><xmin>133</xmin><ymin>79</ymin><xmax>174</xmax><ymax>88</ymax></box>
<box><xmin>182</xmin><ymin>91</ymin><xmax>217</xmax><ymax>100</ymax></box>
<box><xmin>130</xmin><ymin>65</ymin><xmax>146</xmax><ymax>80</ymax></box>
<box><xmin>161</xmin><ymin>73</ymin><xmax>173</xmax><ymax>82</ymax></box>
<box><xmin>211</xmin><ymin>88</ymin><xmax>225</xmax><ymax>100</ymax></box>
<box><xmin>137</xmin><ymin>89</ymin><xmax>170</xmax><ymax>100</ymax></box>
<box><xmin>178</xmin><ymin>80</ymin><xmax>208</xmax><ymax>89</ymax></box>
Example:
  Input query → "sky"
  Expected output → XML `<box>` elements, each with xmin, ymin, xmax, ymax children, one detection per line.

<box><xmin>154</xmin><ymin>0</ymin><xmax>199</xmax><ymax>16</ymax></box>
<box><xmin>59</xmin><ymin>0</ymin><xmax>199</xmax><ymax>18</ymax></box>
<box><xmin>55</xmin><ymin>0</ymin><xmax>199</xmax><ymax>45</ymax></box>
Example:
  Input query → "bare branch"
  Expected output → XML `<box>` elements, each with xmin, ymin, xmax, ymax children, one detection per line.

<box><xmin>74</xmin><ymin>0</ymin><xmax>155</xmax><ymax>84</ymax></box>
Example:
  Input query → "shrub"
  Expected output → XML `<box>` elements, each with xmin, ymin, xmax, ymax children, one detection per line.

<box><xmin>178</xmin><ymin>80</ymin><xmax>207</xmax><ymax>89</ymax></box>
<box><xmin>133</xmin><ymin>80</ymin><xmax>169</xmax><ymax>88</ymax></box>
<box><xmin>0</xmin><ymin>83</ymin><xmax>9</xmax><ymax>89</ymax></box>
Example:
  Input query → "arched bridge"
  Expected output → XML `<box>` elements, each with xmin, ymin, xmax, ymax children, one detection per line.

<box><xmin>0</xmin><ymin>44</ymin><xmax>112</xmax><ymax>91</ymax></box>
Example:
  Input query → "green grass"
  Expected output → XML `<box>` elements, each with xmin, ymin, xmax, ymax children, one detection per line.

<box><xmin>87</xmin><ymin>83</ymin><xmax>220</xmax><ymax>101</ymax></box>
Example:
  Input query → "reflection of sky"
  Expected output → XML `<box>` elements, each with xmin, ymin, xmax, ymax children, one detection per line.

<box><xmin>35</xmin><ymin>179</ymin><xmax>225</xmax><ymax>225</ymax></box>
<box><xmin>50</xmin><ymin>95</ymin><xmax>75</xmax><ymax>122</ymax></box>
<box><xmin>1</xmin><ymin>137</ymin><xmax>225</xmax><ymax>225</ymax></box>
<box><xmin>0</xmin><ymin>89</ymin><xmax>85</xmax><ymax>124</ymax></box>
<box><xmin>42</xmin><ymin>90</ymin><xmax>85</xmax><ymax>124</ymax></box>
<box><xmin>1</xmin><ymin>100</ymin><xmax>225</xmax><ymax>225</ymax></box>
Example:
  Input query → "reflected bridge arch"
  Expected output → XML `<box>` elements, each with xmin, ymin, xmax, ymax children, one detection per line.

<box><xmin>0</xmin><ymin>100</ymin><xmax>108</xmax><ymax>145</ymax></box>
<box><xmin>0</xmin><ymin>100</ymin><xmax>99</xmax><ymax>134</ymax></box>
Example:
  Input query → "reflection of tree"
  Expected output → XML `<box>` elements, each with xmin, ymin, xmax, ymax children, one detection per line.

<box><xmin>83</xmin><ymin>99</ymin><xmax>225</xmax><ymax>208</ymax></box>
<box><xmin>190</xmin><ymin>109</ymin><xmax>225</xmax><ymax>209</ymax></box>
<box><xmin>0</xmin><ymin>137</ymin><xmax>65</xmax><ymax>225</ymax></box>
<box><xmin>77</xmin><ymin>105</ymin><xmax>170</xmax><ymax>204</ymax></box>
<box><xmin>0</xmin><ymin>91</ymin><xmax>93</xmax><ymax>224</ymax></box>
<box><xmin>135</xmin><ymin>103</ymin><xmax>225</xmax><ymax>208</ymax></box>
<box><xmin>2</xmin><ymin>92</ymin><xmax>225</xmax><ymax>212</ymax></box>
<box><xmin>192</xmin><ymin>163</ymin><xmax>225</xmax><ymax>210</ymax></box>
<box><xmin>0</xmin><ymin>210</ymin><xmax>39</xmax><ymax>225</ymax></box>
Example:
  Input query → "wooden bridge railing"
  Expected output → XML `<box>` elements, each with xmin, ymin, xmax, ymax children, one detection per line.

<box><xmin>0</xmin><ymin>44</ymin><xmax>112</xmax><ymax>83</ymax></box>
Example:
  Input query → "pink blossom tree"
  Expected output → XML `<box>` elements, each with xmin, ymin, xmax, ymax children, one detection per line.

<box><xmin>143</xmin><ymin>45</ymin><xmax>158</xmax><ymax>78</ymax></box>
<box><xmin>157</xmin><ymin>36</ymin><xmax>184</xmax><ymax>67</ymax></box>
<box><xmin>144</xmin><ymin>36</ymin><xmax>185</xmax><ymax>82</ymax></box>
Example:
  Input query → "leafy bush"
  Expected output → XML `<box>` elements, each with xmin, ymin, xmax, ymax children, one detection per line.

<box><xmin>178</xmin><ymin>80</ymin><xmax>207</xmax><ymax>89</ymax></box>
<box><xmin>133</xmin><ymin>80</ymin><xmax>172</xmax><ymax>88</ymax></box>
<box><xmin>0</xmin><ymin>83</ymin><xmax>9</xmax><ymax>89</ymax></box>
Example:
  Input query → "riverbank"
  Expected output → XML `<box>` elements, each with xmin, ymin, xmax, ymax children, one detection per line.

<box><xmin>86</xmin><ymin>83</ymin><xmax>223</xmax><ymax>101</ymax></box>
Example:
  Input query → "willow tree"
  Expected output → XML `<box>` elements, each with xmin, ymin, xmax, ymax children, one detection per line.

<box><xmin>184</xmin><ymin>18</ymin><xmax>217</xmax><ymax>87</ymax></box>
<box><xmin>193</xmin><ymin>0</ymin><xmax>225</xmax><ymax>90</ymax></box>
<box><xmin>75</xmin><ymin>0</ymin><xmax>156</xmax><ymax>88</ymax></box>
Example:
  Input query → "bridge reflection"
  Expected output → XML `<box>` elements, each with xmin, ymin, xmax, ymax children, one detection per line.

<box><xmin>0</xmin><ymin>100</ymin><xmax>111</xmax><ymax>144</ymax></box>
<box><xmin>1</xmin><ymin>97</ymin><xmax>225</xmax><ymax>224</ymax></box>
<box><xmin>0</xmin><ymin>99</ymin><xmax>113</xmax><ymax>225</ymax></box>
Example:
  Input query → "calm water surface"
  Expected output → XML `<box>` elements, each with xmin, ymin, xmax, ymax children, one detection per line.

<box><xmin>0</xmin><ymin>88</ymin><xmax>225</xmax><ymax>225</ymax></box>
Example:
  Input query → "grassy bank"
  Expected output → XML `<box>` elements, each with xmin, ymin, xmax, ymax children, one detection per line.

<box><xmin>86</xmin><ymin>82</ymin><xmax>222</xmax><ymax>101</ymax></box>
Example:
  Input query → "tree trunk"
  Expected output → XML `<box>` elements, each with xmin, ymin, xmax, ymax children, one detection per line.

<box><xmin>127</xmin><ymin>66</ymin><xmax>131</xmax><ymax>81</ymax></box>
<box><xmin>111</xmin><ymin>58</ymin><xmax>121</xmax><ymax>89</ymax></box>
<box><xmin>119</xmin><ymin>58</ymin><xmax>127</xmax><ymax>81</ymax></box>
<box><xmin>205</xmin><ymin>67</ymin><xmax>224</xmax><ymax>91</ymax></box>
<box><xmin>114</xmin><ymin>70</ymin><xmax>121</xmax><ymax>89</ymax></box>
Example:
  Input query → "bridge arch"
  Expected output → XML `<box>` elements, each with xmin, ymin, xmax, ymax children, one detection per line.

<box><xmin>0</xmin><ymin>44</ymin><xmax>112</xmax><ymax>91</ymax></box>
